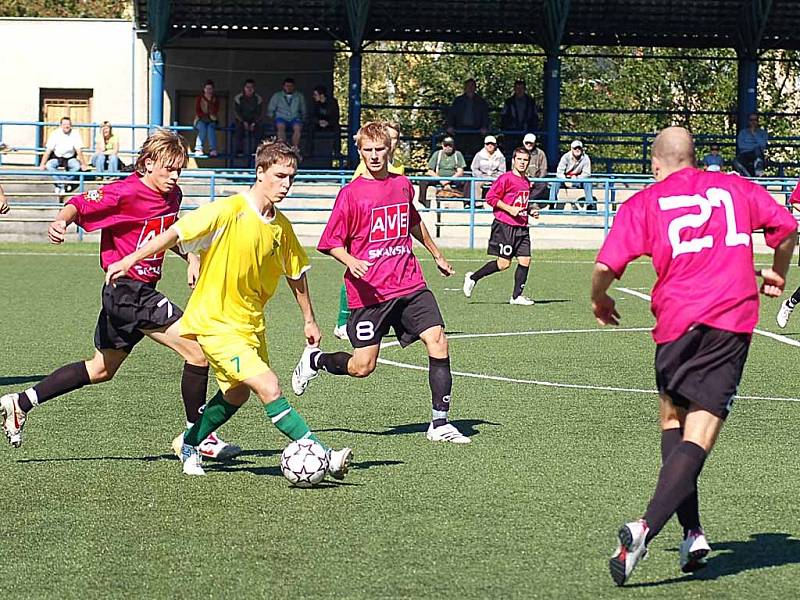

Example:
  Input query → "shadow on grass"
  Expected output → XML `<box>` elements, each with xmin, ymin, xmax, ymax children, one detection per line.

<box><xmin>0</xmin><ymin>375</ymin><xmax>45</xmax><ymax>386</ymax></box>
<box><xmin>317</xmin><ymin>418</ymin><xmax>499</xmax><ymax>438</ymax></box>
<box><xmin>205</xmin><ymin>457</ymin><xmax>403</xmax><ymax>483</ymax></box>
<box><xmin>17</xmin><ymin>449</ymin><xmax>280</xmax><ymax>464</ymax></box>
<box><xmin>628</xmin><ymin>533</ymin><xmax>800</xmax><ymax>587</ymax></box>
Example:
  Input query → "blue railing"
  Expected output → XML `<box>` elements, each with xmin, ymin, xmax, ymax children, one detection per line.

<box><xmin>3</xmin><ymin>168</ymin><xmax>797</xmax><ymax>248</ymax></box>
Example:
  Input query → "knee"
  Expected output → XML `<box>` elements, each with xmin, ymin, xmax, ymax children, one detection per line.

<box><xmin>86</xmin><ymin>362</ymin><xmax>115</xmax><ymax>383</ymax></box>
<box><xmin>497</xmin><ymin>261</ymin><xmax>510</xmax><ymax>271</ymax></box>
<box><xmin>349</xmin><ymin>360</ymin><xmax>376</xmax><ymax>378</ymax></box>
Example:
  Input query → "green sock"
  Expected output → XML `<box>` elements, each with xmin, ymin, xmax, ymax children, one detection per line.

<box><xmin>337</xmin><ymin>284</ymin><xmax>350</xmax><ymax>327</ymax></box>
<box><xmin>184</xmin><ymin>390</ymin><xmax>239</xmax><ymax>446</ymax></box>
<box><xmin>264</xmin><ymin>396</ymin><xmax>328</xmax><ymax>450</ymax></box>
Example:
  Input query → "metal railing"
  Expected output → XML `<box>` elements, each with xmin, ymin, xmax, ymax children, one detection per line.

<box><xmin>2</xmin><ymin>168</ymin><xmax>797</xmax><ymax>248</ymax></box>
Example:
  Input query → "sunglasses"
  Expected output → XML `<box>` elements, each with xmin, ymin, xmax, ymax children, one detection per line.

<box><xmin>485</xmin><ymin>142</ymin><xmax>496</xmax><ymax>146</ymax></box>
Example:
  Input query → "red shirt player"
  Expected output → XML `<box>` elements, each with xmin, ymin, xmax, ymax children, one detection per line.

<box><xmin>463</xmin><ymin>146</ymin><xmax>540</xmax><ymax>305</ymax></box>
<box><xmin>291</xmin><ymin>121</ymin><xmax>470</xmax><ymax>444</ymax></box>
<box><xmin>591</xmin><ymin>127</ymin><xmax>797</xmax><ymax>586</ymax></box>
<box><xmin>0</xmin><ymin>129</ymin><xmax>240</xmax><ymax>460</ymax></box>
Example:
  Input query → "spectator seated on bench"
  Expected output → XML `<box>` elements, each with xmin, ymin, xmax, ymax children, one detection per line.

<box><xmin>92</xmin><ymin>121</ymin><xmax>120</xmax><ymax>174</ymax></box>
<box><xmin>733</xmin><ymin>113</ymin><xmax>767</xmax><ymax>177</ymax></box>
<box><xmin>40</xmin><ymin>116</ymin><xmax>89</xmax><ymax>195</ymax></box>
<box><xmin>551</xmin><ymin>140</ymin><xmax>596</xmax><ymax>212</ymax></box>
<box><xmin>470</xmin><ymin>135</ymin><xmax>505</xmax><ymax>207</ymax></box>
<box><xmin>418</xmin><ymin>136</ymin><xmax>467</xmax><ymax>208</ymax></box>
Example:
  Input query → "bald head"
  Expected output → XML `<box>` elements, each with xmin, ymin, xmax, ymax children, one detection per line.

<box><xmin>651</xmin><ymin>127</ymin><xmax>696</xmax><ymax>179</ymax></box>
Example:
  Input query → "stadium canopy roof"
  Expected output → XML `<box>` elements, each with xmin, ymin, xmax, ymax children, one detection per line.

<box><xmin>135</xmin><ymin>0</ymin><xmax>795</xmax><ymax>53</ymax></box>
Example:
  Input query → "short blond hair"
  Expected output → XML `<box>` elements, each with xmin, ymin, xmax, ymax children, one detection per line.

<box><xmin>355</xmin><ymin>121</ymin><xmax>390</xmax><ymax>149</ymax></box>
<box><xmin>255</xmin><ymin>139</ymin><xmax>299</xmax><ymax>172</ymax></box>
<box><xmin>135</xmin><ymin>129</ymin><xmax>188</xmax><ymax>173</ymax></box>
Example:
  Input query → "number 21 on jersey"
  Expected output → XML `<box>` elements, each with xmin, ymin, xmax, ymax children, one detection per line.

<box><xmin>658</xmin><ymin>188</ymin><xmax>750</xmax><ymax>258</ymax></box>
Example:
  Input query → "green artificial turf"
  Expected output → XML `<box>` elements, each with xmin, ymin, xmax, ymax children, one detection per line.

<box><xmin>1</xmin><ymin>243</ymin><xmax>799</xmax><ymax>599</ymax></box>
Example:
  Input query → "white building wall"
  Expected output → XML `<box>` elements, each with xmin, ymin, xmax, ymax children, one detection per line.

<box><xmin>0</xmin><ymin>18</ymin><xmax>149</xmax><ymax>163</ymax></box>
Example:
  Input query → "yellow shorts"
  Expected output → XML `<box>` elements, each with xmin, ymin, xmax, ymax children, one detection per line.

<box><xmin>197</xmin><ymin>332</ymin><xmax>270</xmax><ymax>393</ymax></box>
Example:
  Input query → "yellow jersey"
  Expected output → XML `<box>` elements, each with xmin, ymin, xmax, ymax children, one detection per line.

<box><xmin>351</xmin><ymin>159</ymin><xmax>404</xmax><ymax>182</ymax></box>
<box><xmin>173</xmin><ymin>193</ymin><xmax>310</xmax><ymax>338</ymax></box>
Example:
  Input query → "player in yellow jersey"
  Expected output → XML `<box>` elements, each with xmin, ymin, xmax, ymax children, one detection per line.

<box><xmin>106</xmin><ymin>140</ymin><xmax>352</xmax><ymax>478</ymax></box>
<box><xmin>334</xmin><ymin>121</ymin><xmax>404</xmax><ymax>340</ymax></box>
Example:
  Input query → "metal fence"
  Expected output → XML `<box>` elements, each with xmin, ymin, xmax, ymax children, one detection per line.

<box><xmin>3</xmin><ymin>168</ymin><xmax>797</xmax><ymax>248</ymax></box>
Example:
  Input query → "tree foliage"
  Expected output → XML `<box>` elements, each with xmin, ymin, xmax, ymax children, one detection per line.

<box><xmin>335</xmin><ymin>42</ymin><xmax>800</xmax><ymax>173</ymax></box>
<box><xmin>0</xmin><ymin>0</ymin><xmax>131</xmax><ymax>19</ymax></box>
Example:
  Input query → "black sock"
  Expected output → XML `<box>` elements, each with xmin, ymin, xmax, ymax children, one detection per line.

<box><xmin>181</xmin><ymin>363</ymin><xmax>209</xmax><ymax>424</ymax></box>
<box><xmin>18</xmin><ymin>361</ymin><xmax>91</xmax><ymax>413</ymax></box>
<box><xmin>314</xmin><ymin>351</ymin><xmax>351</xmax><ymax>375</ymax></box>
<box><xmin>512</xmin><ymin>264</ymin><xmax>530</xmax><ymax>299</ymax></box>
<box><xmin>644</xmin><ymin>441</ymin><xmax>707</xmax><ymax>543</ymax></box>
<box><xmin>471</xmin><ymin>260</ymin><xmax>500</xmax><ymax>282</ymax></box>
<box><xmin>429</xmin><ymin>356</ymin><xmax>452</xmax><ymax>427</ymax></box>
<box><xmin>661</xmin><ymin>428</ymin><xmax>701</xmax><ymax>536</ymax></box>
<box><xmin>789</xmin><ymin>286</ymin><xmax>800</xmax><ymax>307</ymax></box>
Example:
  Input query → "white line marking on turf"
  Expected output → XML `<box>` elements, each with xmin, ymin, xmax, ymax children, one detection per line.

<box><xmin>616</xmin><ymin>286</ymin><xmax>800</xmax><ymax>348</ymax></box>
<box><xmin>377</xmin><ymin>328</ymin><xmax>800</xmax><ymax>403</ymax></box>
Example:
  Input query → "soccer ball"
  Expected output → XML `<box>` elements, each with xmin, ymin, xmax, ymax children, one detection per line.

<box><xmin>280</xmin><ymin>439</ymin><xmax>329</xmax><ymax>487</ymax></box>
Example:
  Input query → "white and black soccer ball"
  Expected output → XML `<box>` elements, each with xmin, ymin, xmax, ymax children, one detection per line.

<box><xmin>280</xmin><ymin>439</ymin><xmax>329</xmax><ymax>487</ymax></box>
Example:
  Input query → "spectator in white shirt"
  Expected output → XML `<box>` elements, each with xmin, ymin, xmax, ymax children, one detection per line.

<box><xmin>470</xmin><ymin>134</ymin><xmax>506</xmax><ymax>204</ymax></box>
<box><xmin>39</xmin><ymin>117</ymin><xmax>88</xmax><ymax>194</ymax></box>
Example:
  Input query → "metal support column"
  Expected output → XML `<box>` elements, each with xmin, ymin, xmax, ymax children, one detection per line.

<box><xmin>347</xmin><ymin>49</ymin><xmax>363</xmax><ymax>167</ymax></box>
<box><xmin>736</xmin><ymin>55</ymin><xmax>758</xmax><ymax>132</ymax></box>
<box><xmin>543</xmin><ymin>52</ymin><xmax>561</xmax><ymax>170</ymax></box>
<box><xmin>150</xmin><ymin>46</ymin><xmax>165</xmax><ymax>128</ymax></box>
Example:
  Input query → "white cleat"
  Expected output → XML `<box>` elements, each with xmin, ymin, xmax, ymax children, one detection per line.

<box><xmin>509</xmin><ymin>295</ymin><xmax>535</xmax><ymax>306</ymax></box>
<box><xmin>0</xmin><ymin>393</ymin><xmax>26</xmax><ymax>448</ymax></box>
<box><xmin>680</xmin><ymin>528</ymin><xmax>711</xmax><ymax>573</ymax></box>
<box><xmin>180</xmin><ymin>443</ymin><xmax>206</xmax><ymax>476</ymax></box>
<box><xmin>463</xmin><ymin>272</ymin><xmax>476</xmax><ymax>298</ymax></box>
<box><xmin>199</xmin><ymin>432</ymin><xmax>242</xmax><ymax>461</ymax></box>
<box><xmin>426</xmin><ymin>422</ymin><xmax>471</xmax><ymax>444</ymax></box>
<box><xmin>609</xmin><ymin>519</ymin><xmax>649</xmax><ymax>586</ymax></box>
<box><xmin>333</xmin><ymin>324</ymin><xmax>349</xmax><ymax>340</ymax></box>
<box><xmin>777</xmin><ymin>299</ymin><xmax>794</xmax><ymax>329</ymax></box>
<box><xmin>327</xmin><ymin>447</ymin><xmax>353</xmax><ymax>480</ymax></box>
<box><xmin>292</xmin><ymin>345</ymin><xmax>320</xmax><ymax>396</ymax></box>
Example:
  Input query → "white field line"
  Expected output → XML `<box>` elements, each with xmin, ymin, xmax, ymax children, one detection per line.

<box><xmin>376</xmin><ymin>328</ymin><xmax>800</xmax><ymax>403</ymax></box>
<box><xmin>616</xmin><ymin>286</ymin><xmax>800</xmax><ymax>348</ymax></box>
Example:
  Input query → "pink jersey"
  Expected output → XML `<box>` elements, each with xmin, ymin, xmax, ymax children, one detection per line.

<box><xmin>790</xmin><ymin>180</ymin><xmax>800</xmax><ymax>206</ymax></box>
<box><xmin>597</xmin><ymin>168</ymin><xmax>797</xmax><ymax>344</ymax></box>
<box><xmin>317</xmin><ymin>174</ymin><xmax>426</xmax><ymax>309</ymax></box>
<box><xmin>67</xmin><ymin>174</ymin><xmax>182</xmax><ymax>283</ymax></box>
<box><xmin>486</xmin><ymin>171</ymin><xmax>531</xmax><ymax>227</ymax></box>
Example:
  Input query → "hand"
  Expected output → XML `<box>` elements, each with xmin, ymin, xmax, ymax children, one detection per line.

<box><xmin>758</xmin><ymin>268</ymin><xmax>786</xmax><ymax>297</ymax></box>
<box><xmin>105</xmin><ymin>258</ymin><xmax>134</xmax><ymax>285</ymax></box>
<box><xmin>187</xmin><ymin>256</ymin><xmax>200</xmax><ymax>289</ymax></box>
<box><xmin>529</xmin><ymin>209</ymin><xmax>540</xmax><ymax>219</ymax></box>
<box><xmin>39</xmin><ymin>163</ymin><xmax>47</xmax><ymax>171</ymax></box>
<box><xmin>304</xmin><ymin>320</ymin><xmax>322</xmax><ymax>346</ymax></box>
<box><xmin>592</xmin><ymin>293</ymin><xmax>621</xmax><ymax>326</ymax></box>
<box><xmin>347</xmin><ymin>257</ymin><xmax>373</xmax><ymax>279</ymax></box>
<box><xmin>319</xmin><ymin>120</ymin><xmax>328</xmax><ymax>128</ymax></box>
<box><xmin>434</xmin><ymin>254</ymin><xmax>455</xmax><ymax>277</ymax></box>
<box><xmin>48</xmin><ymin>219</ymin><xmax>68</xmax><ymax>244</ymax></box>
<box><xmin>508</xmin><ymin>205</ymin><xmax>525</xmax><ymax>217</ymax></box>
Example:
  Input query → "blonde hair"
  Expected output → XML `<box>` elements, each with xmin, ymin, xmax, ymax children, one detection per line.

<box><xmin>354</xmin><ymin>121</ymin><xmax>390</xmax><ymax>149</ymax></box>
<box><xmin>255</xmin><ymin>138</ymin><xmax>299</xmax><ymax>172</ymax></box>
<box><xmin>135</xmin><ymin>128</ymin><xmax>189</xmax><ymax>173</ymax></box>
<box><xmin>384</xmin><ymin>121</ymin><xmax>401</xmax><ymax>134</ymax></box>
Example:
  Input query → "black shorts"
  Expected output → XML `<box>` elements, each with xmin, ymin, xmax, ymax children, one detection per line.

<box><xmin>94</xmin><ymin>278</ymin><xmax>183</xmax><ymax>352</ymax></box>
<box><xmin>655</xmin><ymin>325</ymin><xmax>750</xmax><ymax>420</ymax></box>
<box><xmin>347</xmin><ymin>288</ymin><xmax>445</xmax><ymax>348</ymax></box>
<box><xmin>487</xmin><ymin>221</ymin><xmax>531</xmax><ymax>259</ymax></box>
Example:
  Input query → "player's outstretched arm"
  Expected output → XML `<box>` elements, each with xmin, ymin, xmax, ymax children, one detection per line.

<box><xmin>410</xmin><ymin>222</ymin><xmax>454</xmax><ymax>276</ymax></box>
<box><xmin>285</xmin><ymin>273</ymin><xmax>321</xmax><ymax>346</ymax></box>
<box><xmin>48</xmin><ymin>204</ymin><xmax>79</xmax><ymax>244</ymax></box>
<box><xmin>591</xmin><ymin>262</ymin><xmax>621</xmax><ymax>326</ymax></box>
<box><xmin>106</xmin><ymin>227</ymin><xmax>180</xmax><ymax>284</ymax></box>
<box><xmin>328</xmin><ymin>246</ymin><xmax>372</xmax><ymax>279</ymax></box>
<box><xmin>759</xmin><ymin>231</ymin><xmax>798</xmax><ymax>297</ymax></box>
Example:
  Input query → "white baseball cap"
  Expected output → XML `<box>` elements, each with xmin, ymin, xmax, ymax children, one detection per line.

<box><xmin>571</xmin><ymin>140</ymin><xmax>584</xmax><ymax>149</ymax></box>
<box><xmin>484</xmin><ymin>135</ymin><xmax>498</xmax><ymax>145</ymax></box>
<box><xmin>523</xmin><ymin>133</ymin><xmax>536</xmax><ymax>144</ymax></box>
